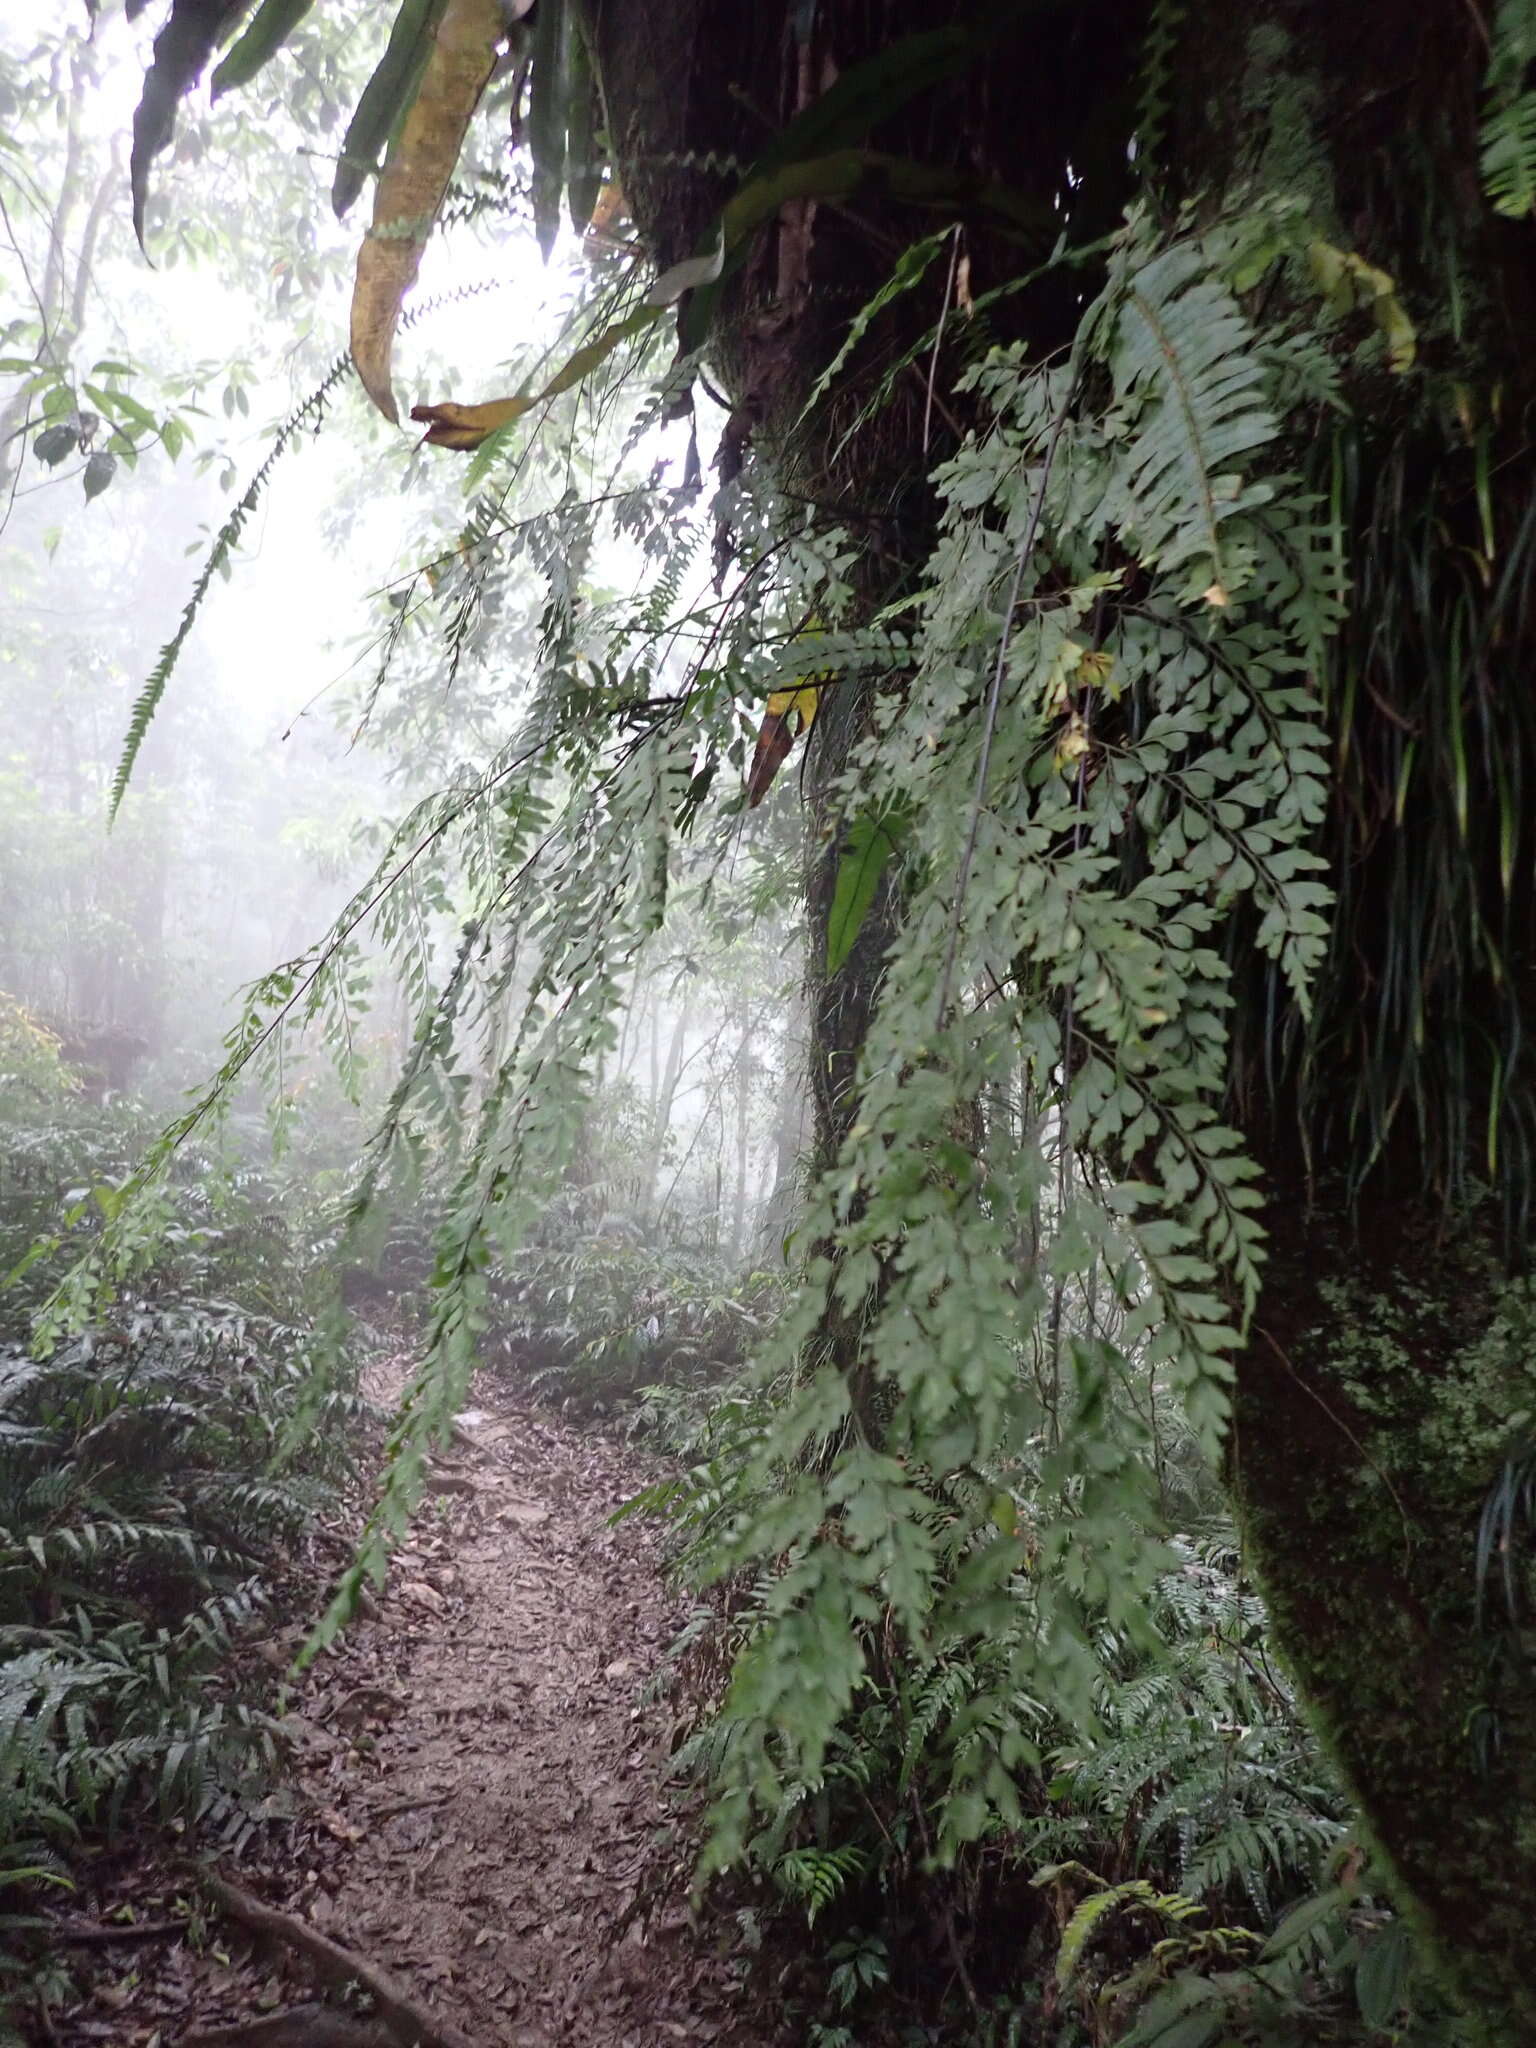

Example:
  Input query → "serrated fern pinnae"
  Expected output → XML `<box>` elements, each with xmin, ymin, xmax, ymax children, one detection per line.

<box><xmin>1480</xmin><ymin>0</ymin><xmax>1536</xmax><ymax>218</ymax></box>
<box><xmin>108</xmin><ymin>350</ymin><xmax>355</xmax><ymax>823</ymax></box>
<box><xmin>685</xmin><ymin>203</ymin><xmax>1340</xmax><ymax>1872</ymax></box>
<box><xmin>0</xmin><ymin>1299</ymin><xmax>346</xmax><ymax>1908</ymax></box>
<box><xmin>65</xmin><ymin>177</ymin><xmax>1355</xmax><ymax>1945</ymax></box>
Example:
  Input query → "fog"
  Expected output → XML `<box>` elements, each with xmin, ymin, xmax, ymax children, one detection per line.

<box><xmin>0</xmin><ymin>1</ymin><xmax>798</xmax><ymax>1289</ymax></box>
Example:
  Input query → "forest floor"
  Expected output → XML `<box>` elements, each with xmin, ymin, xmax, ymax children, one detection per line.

<box><xmin>37</xmin><ymin>1359</ymin><xmax>787</xmax><ymax>2048</ymax></box>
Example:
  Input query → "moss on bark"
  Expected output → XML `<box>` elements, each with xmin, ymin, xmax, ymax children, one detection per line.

<box><xmin>1234</xmin><ymin>1207</ymin><xmax>1536</xmax><ymax>2037</ymax></box>
<box><xmin>580</xmin><ymin>0</ymin><xmax>1536</xmax><ymax>2024</ymax></box>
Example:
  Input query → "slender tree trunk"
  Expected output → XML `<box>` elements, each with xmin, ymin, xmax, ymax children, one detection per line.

<box><xmin>759</xmin><ymin>986</ymin><xmax>811</xmax><ymax>1257</ymax></box>
<box><xmin>646</xmin><ymin>1000</ymin><xmax>688</xmax><ymax>1201</ymax></box>
<box><xmin>729</xmin><ymin>1013</ymin><xmax>752</xmax><ymax>1257</ymax></box>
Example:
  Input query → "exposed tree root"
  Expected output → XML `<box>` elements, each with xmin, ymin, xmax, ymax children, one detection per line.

<box><xmin>200</xmin><ymin>1875</ymin><xmax>476</xmax><ymax>2048</ymax></box>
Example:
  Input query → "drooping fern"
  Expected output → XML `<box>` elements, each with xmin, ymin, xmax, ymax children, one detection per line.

<box><xmin>1480</xmin><ymin>0</ymin><xmax>1536</xmax><ymax>219</ymax></box>
<box><xmin>108</xmin><ymin>349</ymin><xmax>354</xmax><ymax>823</ymax></box>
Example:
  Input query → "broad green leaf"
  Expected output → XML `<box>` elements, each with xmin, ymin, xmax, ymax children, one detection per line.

<box><xmin>130</xmin><ymin>0</ymin><xmax>254</xmax><ymax>249</ymax></box>
<box><xmin>32</xmin><ymin>423</ymin><xmax>77</xmax><ymax>468</ymax></box>
<box><xmin>1355</xmin><ymin>1921</ymin><xmax>1415</xmax><ymax>2027</ymax></box>
<box><xmin>211</xmin><ymin>0</ymin><xmax>314</xmax><ymax>96</ymax></box>
<box><xmin>827</xmin><ymin>805</ymin><xmax>906</xmax><ymax>975</ymax></box>
<box><xmin>564</xmin><ymin>17</ymin><xmax>601</xmax><ymax>233</ymax></box>
<box><xmin>528</xmin><ymin>0</ymin><xmax>569</xmax><ymax>260</ymax></box>
<box><xmin>333</xmin><ymin>0</ymin><xmax>448</xmax><ymax>220</ymax></box>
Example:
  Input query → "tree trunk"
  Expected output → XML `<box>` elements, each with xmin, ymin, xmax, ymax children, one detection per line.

<box><xmin>1233</xmin><ymin>1193</ymin><xmax>1536</xmax><ymax>2035</ymax></box>
<box><xmin>646</xmin><ymin>999</ymin><xmax>688</xmax><ymax>1201</ymax></box>
<box><xmin>758</xmin><ymin>986</ymin><xmax>811</xmax><ymax>1258</ymax></box>
<box><xmin>583</xmin><ymin>0</ymin><xmax>1536</xmax><ymax>2026</ymax></box>
<box><xmin>729</xmin><ymin>1014</ymin><xmax>752</xmax><ymax>1258</ymax></box>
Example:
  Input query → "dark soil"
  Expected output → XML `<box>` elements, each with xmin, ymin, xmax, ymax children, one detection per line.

<box><xmin>35</xmin><ymin>1372</ymin><xmax>785</xmax><ymax>2048</ymax></box>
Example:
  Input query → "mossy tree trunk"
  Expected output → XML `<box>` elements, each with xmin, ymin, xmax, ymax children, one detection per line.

<box><xmin>581</xmin><ymin>0</ymin><xmax>1536</xmax><ymax>2029</ymax></box>
<box><xmin>1233</xmin><ymin>1197</ymin><xmax>1536</xmax><ymax>2036</ymax></box>
<box><xmin>1177</xmin><ymin>4</ymin><xmax>1536</xmax><ymax>2033</ymax></box>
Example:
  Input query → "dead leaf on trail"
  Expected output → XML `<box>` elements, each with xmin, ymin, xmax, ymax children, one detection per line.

<box><xmin>399</xmin><ymin>1578</ymin><xmax>448</xmax><ymax>1614</ymax></box>
<box><xmin>496</xmin><ymin>1499</ymin><xmax>551</xmax><ymax>1527</ymax></box>
<box><xmin>351</xmin><ymin>0</ymin><xmax>507</xmax><ymax>422</ymax></box>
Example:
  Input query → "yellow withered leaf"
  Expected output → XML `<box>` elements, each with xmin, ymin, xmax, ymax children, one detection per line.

<box><xmin>1076</xmin><ymin>647</ymin><xmax>1116</xmax><ymax>691</ymax></box>
<box><xmin>769</xmin><ymin>684</ymin><xmax>823</xmax><ymax>732</ymax></box>
<box><xmin>1053</xmin><ymin>711</ymin><xmax>1091</xmax><ymax>773</ymax></box>
<box><xmin>1306</xmin><ymin>239</ymin><xmax>1417</xmax><ymax>375</ymax></box>
<box><xmin>409</xmin><ymin>394</ymin><xmax>533</xmax><ymax>448</ymax></box>
<box><xmin>745</xmin><ymin>684</ymin><xmax>822</xmax><ymax>808</ymax></box>
<box><xmin>351</xmin><ymin>0</ymin><xmax>506</xmax><ymax>424</ymax></box>
<box><xmin>410</xmin><ymin>304</ymin><xmax>662</xmax><ymax>449</ymax></box>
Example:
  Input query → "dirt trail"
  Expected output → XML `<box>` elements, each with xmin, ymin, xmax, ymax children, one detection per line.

<box><xmin>51</xmin><ymin>1381</ymin><xmax>781</xmax><ymax>2048</ymax></box>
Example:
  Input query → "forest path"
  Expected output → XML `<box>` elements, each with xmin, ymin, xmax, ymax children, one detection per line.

<box><xmin>58</xmin><ymin>1374</ymin><xmax>780</xmax><ymax>2048</ymax></box>
<box><xmin>243</xmin><ymin>1381</ymin><xmax>775</xmax><ymax>2048</ymax></box>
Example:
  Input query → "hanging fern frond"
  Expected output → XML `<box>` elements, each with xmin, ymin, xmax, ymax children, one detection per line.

<box><xmin>1106</xmin><ymin>238</ymin><xmax>1279</xmax><ymax>601</ymax></box>
<box><xmin>1480</xmin><ymin>0</ymin><xmax>1536</xmax><ymax>218</ymax></box>
<box><xmin>108</xmin><ymin>350</ymin><xmax>354</xmax><ymax>823</ymax></box>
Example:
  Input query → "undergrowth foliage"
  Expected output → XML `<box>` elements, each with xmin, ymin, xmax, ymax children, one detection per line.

<box><xmin>689</xmin><ymin>201</ymin><xmax>1340</xmax><ymax>1870</ymax></box>
<box><xmin>40</xmin><ymin>165</ymin><xmax>1449</xmax><ymax>2033</ymax></box>
<box><xmin>28</xmin><ymin>0</ymin><xmax>1536</xmax><ymax>2032</ymax></box>
<box><xmin>0</xmin><ymin>1301</ymin><xmax>353</xmax><ymax>1938</ymax></box>
<box><xmin>61</xmin><ymin>192</ymin><xmax>1344</xmax><ymax>1777</ymax></box>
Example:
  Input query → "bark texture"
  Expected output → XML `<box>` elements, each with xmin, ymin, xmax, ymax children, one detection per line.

<box><xmin>582</xmin><ymin>0</ymin><xmax>1536</xmax><ymax>2028</ymax></box>
<box><xmin>1234</xmin><ymin>1203</ymin><xmax>1536</xmax><ymax>2037</ymax></box>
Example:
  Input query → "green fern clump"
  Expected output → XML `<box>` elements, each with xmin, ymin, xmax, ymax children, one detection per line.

<box><xmin>494</xmin><ymin>1198</ymin><xmax>782</xmax><ymax>1411</ymax></box>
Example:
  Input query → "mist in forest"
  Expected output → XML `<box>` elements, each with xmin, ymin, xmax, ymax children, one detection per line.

<box><xmin>0</xmin><ymin>0</ymin><xmax>793</xmax><ymax>1278</ymax></box>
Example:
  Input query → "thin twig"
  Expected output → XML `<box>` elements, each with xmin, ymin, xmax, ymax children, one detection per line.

<box><xmin>922</xmin><ymin>224</ymin><xmax>962</xmax><ymax>459</ymax></box>
<box><xmin>54</xmin><ymin>1916</ymin><xmax>187</xmax><ymax>1945</ymax></box>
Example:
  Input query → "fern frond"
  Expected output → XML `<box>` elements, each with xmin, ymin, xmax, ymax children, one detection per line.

<box><xmin>1480</xmin><ymin>0</ymin><xmax>1536</xmax><ymax>218</ymax></box>
<box><xmin>1107</xmin><ymin>238</ymin><xmax>1278</xmax><ymax>598</ymax></box>
<box><xmin>1481</xmin><ymin>91</ymin><xmax>1536</xmax><ymax>217</ymax></box>
<box><xmin>108</xmin><ymin>350</ymin><xmax>354</xmax><ymax>823</ymax></box>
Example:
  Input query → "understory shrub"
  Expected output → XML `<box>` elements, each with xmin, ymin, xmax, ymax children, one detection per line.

<box><xmin>0</xmin><ymin>1073</ymin><xmax>359</xmax><ymax>2021</ymax></box>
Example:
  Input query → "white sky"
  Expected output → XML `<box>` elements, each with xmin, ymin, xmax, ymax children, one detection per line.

<box><xmin>2</xmin><ymin>0</ymin><xmax>600</xmax><ymax>761</ymax></box>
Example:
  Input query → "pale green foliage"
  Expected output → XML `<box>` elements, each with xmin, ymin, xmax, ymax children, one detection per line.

<box><xmin>39</xmin><ymin>199</ymin><xmax>1345</xmax><ymax>1889</ymax></box>
<box><xmin>1480</xmin><ymin>0</ymin><xmax>1536</xmax><ymax>218</ymax></box>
